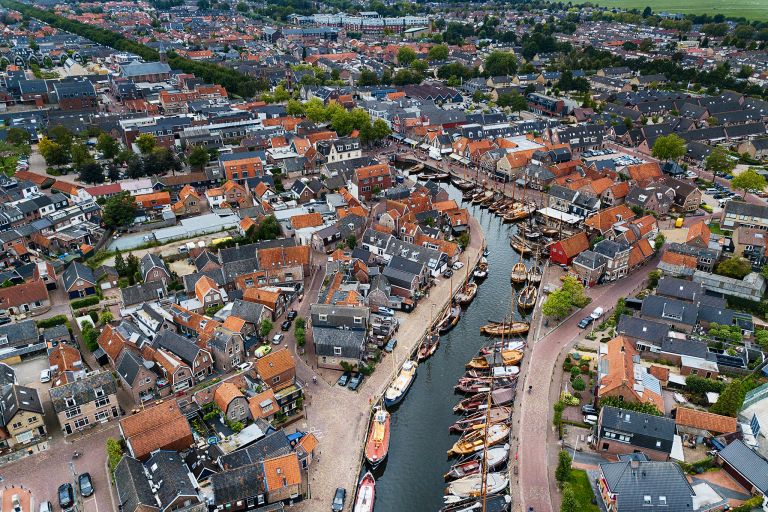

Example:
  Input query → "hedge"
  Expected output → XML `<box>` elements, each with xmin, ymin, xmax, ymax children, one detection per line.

<box><xmin>36</xmin><ymin>315</ymin><xmax>68</xmax><ymax>328</ymax></box>
<box><xmin>70</xmin><ymin>296</ymin><xmax>99</xmax><ymax>309</ymax></box>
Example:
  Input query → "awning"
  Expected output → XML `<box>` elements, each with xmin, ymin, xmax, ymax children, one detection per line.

<box><xmin>670</xmin><ymin>435</ymin><xmax>685</xmax><ymax>462</ymax></box>
<box><xmin>668</xmin><ymin>373</ymin><xmax>686</xmax><ymax>386</ymax></box>
<box><xmin>404</xmin><ymin>138</ymin><xmax>418</xmax><ymax>146</ymax></box>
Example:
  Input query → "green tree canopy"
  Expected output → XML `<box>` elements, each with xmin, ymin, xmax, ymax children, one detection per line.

<box><xmin>38</xmin><ymin>136</ymin><xmax>68</xmax><ymax>166</ymax></box>
<box><xmin>96</xmin><ymin>133</ymin><xmax>120</xmax><ymax>160</ymax></box>
<box><xmin>102</xmin><ymin>192</ymin><xmax>137</xmax><ymax>228</ymax></box>
<box><xmin>427</xmin><ymin>44</ymin><xmax>449</xmax><ymax>61</ymax></box>
<box><xmin>6</xmin><ymin>127</ymin><xmax>29</xmax><ymax>145</ymax></box>
<box><xmin>187</xmin><ymin>145</ymin><xmax>210</xmax><ymax>171</ymax></box>
<box><xmin>705</xmin><ymin>147</ymin><xmax>736</xmax><ymax>176</ymax></box>
<box><xmin>483</xmin><ymin>50</ymin><xmax>517</xmax><ymax>77</ymax></box>
<box><xmin>651</xmin><ymin>133</ymin><xmax>686</xmax><ymax>161</ymax></box>
<box><xmin>716</xmin><ymin>256</ymin><xmax>752</xmax><ymax>279</ymax></box>
<box><xmin>135</xmin><ymin>133</ymin><xmax>157</xmax><ymax>155</ymax></box>
<box><xmin>397</xmin><ymin>46</ymin><xmax>417</xmax><ymax>66</ymax></box>
<box><xmin>731</xmin><ymin>168</ymin><xmax>766</xmax><ymax>199</ymax></box>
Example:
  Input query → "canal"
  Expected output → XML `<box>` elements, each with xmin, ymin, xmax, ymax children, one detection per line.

<box><xmin>372</xmin><ymin>184</ymin><xmax>532</xmax><ymax>511</ymax></box>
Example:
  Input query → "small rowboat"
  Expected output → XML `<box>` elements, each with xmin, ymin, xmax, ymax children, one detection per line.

<box><xmin>417</xmin><ymin>332</ymin><xmax>439</xmax><ymax>362</ymax></box>
<box><xmin>353</xmin><ymin>471</ymin><xmax>375</xmax><ymax>512</ymax></box>
<box><xmin>480</xmin><ymin>321</ymin><xmax>529</xmax><ymax>337</ymax></box>
<box><xmin>509</xmin><ymin>261</ymin><xmax>527</xmax><ymax>284</ymax></box>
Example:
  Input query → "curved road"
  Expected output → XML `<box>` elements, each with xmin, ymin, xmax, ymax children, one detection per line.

<box><xmin>518</xmin><ymin>256</ymin><xmax>658</xmax><ymax>512</ymax></box>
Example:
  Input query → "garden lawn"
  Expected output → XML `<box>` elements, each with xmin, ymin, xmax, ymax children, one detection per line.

<box><xmin>593</xmin><ymin>0</ymin><xmax>768</xmax><ymax>21</ymax></box>
<box><xmin>568</xmin><ymin>469</ymin><xmax>600</xmax><ymax>512</ymax></box>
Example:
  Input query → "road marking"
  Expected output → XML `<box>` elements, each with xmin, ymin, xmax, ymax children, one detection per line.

<box><xmin>83</xmin><ymin>497</ymin><xmax>98</xmax><ymax>512</ymax></box>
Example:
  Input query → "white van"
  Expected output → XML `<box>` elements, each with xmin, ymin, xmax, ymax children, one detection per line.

<box><xmin>584</xmin><ymin>414</ymin><xmax>598</xmax><ymax>425</ymax></box>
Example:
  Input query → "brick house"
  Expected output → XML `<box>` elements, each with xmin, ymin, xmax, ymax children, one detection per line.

<box><xmin>208</xmin><ymin>327</ymin><xmax>244</xmax><ymax>373</ymax></box>
<box><xmin>195</xmin><ymin>275</ymin><xmax>227</xmax><ymax>310</ymax></box>
<box><xmin>598</xmin><ymin>336</ymin><xmax>665</xmax><ymax>413</ymax></box>
<box><xmin>352</xmin><ymin>163</ymin><xmax>392</xmax><ymax>202</ymax></box>
<box><xmin>595</xmin><ymin>406</ymin><xmax>675</xmax><ymax>461</ymax></box>
<box><xmin>140</xmin><ymin>253</ymin><xmax>171</xmax><ymax>285</ymax></box>
<box><xmin>61</xmin><ymin>261</ymin><xmax>96</xmax><ymax>298</ymax></box>
<box><xmin>119</xmin><ymin>401</ymin><xmax>194</xmax><ymax>461</ymax></box>
<box><xmin>0</xmin><ymin>279</ymin><xmax>50</xmax><ymax>316</ymax></box>
<box><xmin>116</xmin><ymin>350</ymin><xmax>159</xmax><ymax>404</ymax></box>
<box><xmin>171</xmin><ymin>185</ymin><xmax>202</xmax><ymax>217</ymax></box>
<box><xmin>0</xmin><ymin>384</ymin><xmax>46</xmax><ymax>449</ymax></box>
<box><xmin>219</xmin><ymin>152</ymin><xmax>264</xmax><ymax>182</ymax></box>
<box><xmin>48</xmin><ymin>371</ymin><xmax>119</xmax><ymax>436</ymax></box>
<box><xmin>549</xmin><ymin>231</ymin><xmax>590</xmax><ymax>266</ymax></box>
<box><xmin>214</xmin><ymin>382</ymin><xmax>250</xmax><ymax>423</ymax></box>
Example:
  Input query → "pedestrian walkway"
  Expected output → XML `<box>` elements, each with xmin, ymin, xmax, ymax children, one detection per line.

<box><xmin>0</xmin><ymin>441</ymin><xmax>49</xmax><ymax>466</ymax></box>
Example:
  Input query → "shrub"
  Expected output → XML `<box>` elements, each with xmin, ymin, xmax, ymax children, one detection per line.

<box><xmin>563</xmin><ymin>360</ymin><xmax>573</xmax><ymax>372</ymax></box>
<box><xmin>106</xmin><ymin>438</ymin><xmax>124</xmax><ymax>477</ymax></box>
<box><xmin>569</xmin><ymin>366</ymin><xmax>581</xmax><ymax>379</ymax></box>
<box><xmin>36</xmin><ymin>315</ymin><xmax>68</xmax><ymax>328</ymax></box>
<box><xmin>71</xmin><ymin>296</ymin><xmax>99</xmax><ymax>309</ymax></box>
<box><xmin>685</xmin><ymin>375</ymin><xmax>726</xmax><ymax>395</ymax></box>
<box><xmin>555</xmin><ymin>450</ymin><xmax>573</xmax><ymax>486</ymax></box>
<box><xmin>572</xmin><ymin>376</ymin><xmax>586</xmax><ymax>391</ymax></box>
<box><xmin>580</xmin><ymin>364</ymin><xmax>589</xmax><ymax>374</ymax></box>
<box><xmin>89</xmin><ymin>311</ymin><xmax>99</xmax><ymax>323</ymax></box>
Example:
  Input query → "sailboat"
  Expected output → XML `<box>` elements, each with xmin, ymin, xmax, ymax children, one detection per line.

<box><xmin>509</xmin><ymin>261</ymin><xmax>527</xmax><ymax>284</ymax></box>
<box><xmin>437</xmin><ymin>304</ymin><xmax>461</xmax><ymax>334</ymax></box>
<box><xmin>517</xmin><ymin>284</ymin><xmax>537</xmax><ymax>310</ymax></box>
<box><xmin>448</xmin><ymin>408</ymin><xmax>512</xmax><ymax>434</ymax></box>
<box><xmin>441</xmin><ymin>494</ymin><xmax>512</xmax><ymax>512</ymax></box>
<box><xmin>509</xmin><ymin>235</ymin><xmax>533</xmax><ymax>255</ymax></box>
<box><xmin>456</xmin><ymin>281</ymin><xmax>478</xmax><ymax>305</ymax></box>
<box><xmin>444</xmin><ymin>472</ymin><xmax>509</xmax><ymax>498</ymax></box>
<box><xmin>479</xmin><ymin>321</ymin><xmax>529</xmax><ymax>337</ymax></box>
<box><xmin>527</xmin><ymin>263</ymin><xmax>542</xmax><ymax>285</ymax></box>
<box><xmin>417</xmin><ymin>331</ymin><xmax>439</xmax><ymax>361</ymax></box>
<box><xmin>466</xmin><ymin>350</ymin><xmax>523</xmax><ymax>370</ymax></box>
<box><xmin>364</xmin><ymin>407</ymin><xmax>390</xmax><ymax>468</ymax></box>
<box><xmin>447</xmin><ymin>423</ymin><xmax>510</xmax><ymax>456</ymax></box>
<box><xmin>353</xmin><ymin>472</ymin><xmax>376</xmax><ymax>512</ymax></box>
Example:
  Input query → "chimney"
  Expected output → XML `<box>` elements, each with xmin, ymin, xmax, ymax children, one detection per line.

<box><xmin>630</xmin><ymin>460</ymin><xmax>640</xmax><ymax>470</ymax></box>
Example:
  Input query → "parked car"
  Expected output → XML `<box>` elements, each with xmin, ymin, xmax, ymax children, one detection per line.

<box><xmin>384</xmin><ymin>338</ymin><xmax>398</xmax><ymax>353</ymax></box>
<box><xmin>584</xmin><ymin>414</ymin><xmax>598</xmax><ymax>425</ymax></box>
<box><xmin>452</xmin><ymin>261</ymin><xmax>465</xmax><ymax>270</ymax></box>
<box><xmin>377</xmin><ymin>307</ymin><xmax>395</xmax><ymax>317</ymax></box>
<box><xmin>78</xmin><ymin>473</ymin><xmax>94</xmax><ymax>497</ymax></box>
<box><xmin>578</xmin><ymin>317</ymin><xmax>594</xmax><ymax>329</ymax></box>
<box><xmin>58</xmin><ymin>483</ymin><xmax>74</xmax><ymax>510</ymax></box>
<box><xmin>39</xmin><ymin>369</ymin><xmax>51</xmax><ymax>383</ymax></box>
<box><xmin>582</xmin><ymin>404</ymin><xmax>598</xmax><ymax>416</ymax></box>
<box><xmin>287</xmin><ymin>310</ymin><xmax>298</xmax><ymax>320</ymax></box>
<box><xmin>39</xmin><ymin>501</ymin><xmax>53</xmax><ymax>512</ymax></box>
<box><xmin>281</xmin><ymin>320</ymin><xmax>292</xmax><ymax>331</ymax></box>
<box><xmin>236</xmin><ymin>362</ymin><xmax>253</xmax><ymax>373</ymax></box>
<box><xmin>332</xmin><ymin>488</ymin><xmax>346</xmax><ymax>512</ymax></box>
<box><xmin>337</xmin><ymin>372</ymin><xmax>351</xmax><ymax>387</ymax></box>
<box><xmin>255</xmin><ymin>345</ymin><xmax>272</xmax><ymax>358</ymax></box>
<box><xmin>442</xmin><ymin>269</ymin><xmax>454</xmax><ymax>278</ymax></box>
<box><xmin>348</xmin><ymin>372</ymin><xmax>363</xmax><ymax>391</ymax></box>
<box><xmin>272</xmin><ymin>333</ymin><xmax>284</xmax><ymax>345</ymax></box>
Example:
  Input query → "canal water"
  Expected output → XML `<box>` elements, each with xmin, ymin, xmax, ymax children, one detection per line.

<box><xmin>372</xmin><ymin>184</ymin><xmax>532</xmax><ymax>511</ymax></box>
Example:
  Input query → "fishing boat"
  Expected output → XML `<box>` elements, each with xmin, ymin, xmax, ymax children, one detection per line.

<box><xmin>448</xmin><ymin>408</ymin><xmax>512</xmax><ymax>434</ymax></box>
<box><xmin>437</xmin><ymin>305</ymin><xmax>461</xmax><ymax>334</ymax></box>
<box><xmin>480</xmin><ymin>321</ymin><xmax>530</xmax><ymax>337</ymax></box>
<box><xmin>447</xmin><ymin>423</ymin><xmax>510</xmax><ymax>456</ymax></box>
<box><xmin>471</xmin><ymin>191</ymin><xmax>493</xmax><ymax>204</ymax></box>
<box><xmin>445</xmin><ymin>472</ymin><xmax>509</xmax><ymax>499</ymax></box>
<box><xmin>465</xmin><ymin>366</ymin><xmax>520</xmax><ymax>379</ymax></box>
<box><xmin>478</xmin><ymin>340</ymin><xmax>525</xmax><ymax>356</ymax></box>
<box><xmin>453</xmin><ymin>386</ymin><xmax>515</xmax><ymax>413</ymax></box>
<box><xmin>523</xmin><ymin>224</ymin><xmax>543</xmax><ymax>240</ymax></box>
<box><xmin>509</xmin><ymin>262</ymin><xmax>527</xmax><ymax>284</ymax></box>
<box><xmin>456</xmin><ymin>281</ymin><xmax>478</xmax><ymax>305</ymax></box>
<box><xmin>353</xmin><ymin>472</ymin><xmax>376</xmax><ymax>512</ymax></box>
<box><xmin>479</xmin><ymin>193</ymin><xmax>496</xmax><ymax>207</ymax></box>
<box><xmin>509</xmin><ymin>235</ymin><xmax>533</xmax><ymax>255</ymax></box>
<box><xmin>466</xmin><ymin>350</ymin><xmax>523</xmax><ymax>370</ymax></box>
<box><xmin>541</xmin><ymin>226</ymin><xmax>559</xmax><ymax>237</ymax></box>
<box><xmin>364</xmin><ymin>407</ymin><xmax>390</xmax><ymax>469</ymax></box>
<box><xmin>528</xmin><ymin>264</ymin><xmax>542</xmax><ymax>285</ymax></box>
<box><xmin>441</xmin><ymin>494</ymin><xmax>512</xmax><ymax>512</ymax></box>
<box><xmin>383</xmin><ymin>360</ymin><xmax>418</xmax><ymax>407</ymax></box>
<box><xmin>416</xmin><ymin>332</ymin><xmax>439</xmax><ymax>362</ymax></box>
<box><xmin>420</xmin><ymin>172</ymin><xmax>450</xmax><ymax>181</ymax></box>
<box><xmin>452</xmin><ymin>177</ymin><xmax>475</xmax><ymax>190</ymax></box>
<box><xmin>454</xmin><ymin>376</ymin><xmax>515</xmax><ymax>394</ymax></box>
<box><xmin>517</xmin><ymin>284</ymin><xmax>537</xmax><ymax>310</ymax></box>
<box><xmin>473</xmin><ymin>262</ymin><xmax>488</xmax><ymax>280</ymax></box>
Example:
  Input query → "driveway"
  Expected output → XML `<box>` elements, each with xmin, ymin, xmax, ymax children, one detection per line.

<box><xmin>517</xmin><ymin>257</ymin><xmax>657</xmax><ymax>512</ymax></box>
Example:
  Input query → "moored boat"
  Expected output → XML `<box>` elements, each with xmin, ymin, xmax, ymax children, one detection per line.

<box><xmin>353</xmin><ymin>471</ymin><xmax>376</xmax><ymax>512</ymax></box>
<box><xmin>471</xmin><ymin>191</ymin><xmax>493</xmax><ymax>204</ymax></box>
<box><xmin>452</xmin><ymin>177</ymin><xmax>475</xmax><ymax>190</ymax></box>
<box><xmin>480</xmin><ymin>321</ymin><xmax>529</xmax><ymax>337</ymax></box>
<box><xmin>416</xmin><ymin>332</ymin><xmax>439</xmax><ymax>362</ymax></box>
<box><xmin>437</xmin><ymin>305</ymin><xmax>461</xmax><ymax>334</ymax></box>
<box><xmin>447</xmin><ymin>423</ymin><xmax>510</xmax><ymax>456</ymax></box>
<box><xmin>465</xmin><ymin>350</ymin><xmax>523</xmax><ymax>370</ymax></box>
<box><xmin>383</xmin><ymin>360</ymin><xmax>418</xmax><ymax>407</ymax></box>
<box><xmin>454</xmin><ymin>376</ymin><xmax>515</xmax><ymax>394</ymax></box>
<box><xmin>420</xmin><ymin>172</ymin><xmax>450</xmax><ymax>181</ymax></box>
<box><xmin>453</xmin><ymin>386</ymin><xmax>515</xmax><ymax>413</ymax></box>
<box><xmin>364</xmin><ymin>407</ymin><xmax>390</xmax><ymax>468</ymax></box>
<box><xmin>473</xmin><ymin>262</ymin><xmax>488</xmax><ymax>280</ymax></box>
<box><xmin>456</xmin><ymin>282</ymin><xmax>478</xmax><ymax>305</ymax></box>
<box><xmin>448</xmin><ymin>407</ymin><xmax>512</xmax><ymax>434</ymax></box>
<box><xmin>509</xmin><ymin>235</ymin><xmax>533</xmax><ymax>255</ymax></box>
<box><xmin>445</xmin><ymin>471</ymin><xmax>508</xmax><ymax>498</ymax></box>
<box><xmin>528</xmin><ymin>264</ymin><xmax>542</xmax><ymax>284</ymax></box>
<box><xmin>517</xmin><ymin>284</ymin><xmax>537</xmax><ymax>310</ymax></box>
<box><xmin>478</xmin><ymin>340</ymin><xmax>525</xmax><ymax>355</ymax></box>
<box><xmin>509</xmin><ymin>261</ymin><xmax>527</xmax><ymax>284</ymax></box>
<box><xmin>441</xmin><ymin>494</ymin><xmax>512</xmax><ymax>512</ymax></box>
<box><xmin>541</xmin><ymin>226</ymin><xmax>559</xmax><ymax>237</ymax></box>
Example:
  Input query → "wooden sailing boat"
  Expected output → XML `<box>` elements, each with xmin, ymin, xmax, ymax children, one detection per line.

<box><xmin>437</xmin><ymin>304</ymin><xmax>461</xmax><ymax>334</ymax></box>
<box><xmin>509</xmin><ymin>234</ymin><xmax>533</xmax><ymax>255</ymax></box>
<box><xmin>456</xmin><ymin>281</ymin><xmax>478</xmax><ymax>305</ymax></box>
<box><xmin>465</xmin><ymin>350</ymin><xmax>523</xmax><ymax>370</ymax></box>
<box><xmin>446</xmin><ymin>423</ymin><xmax>510</xmax><ymax>456</ymax></box>
<box><xmin>517</xmin><ymin>284</ymin><xmax>537</xmax><ymax>310</ymax></box>
<box><xmin>417</xmin><ymin>331</ymin><xmax>439</xmax><ymax>361</ymax></box>
<box><xmin>527</xmin><ymin>263</ymin><xmax>543</xmax><ymax>285</ymax></box>
<box><xmin>448</xmin><ymin>407</ymin><xmax>512</xmax><ymax>434</ymax></box>
<box><xmin>509</xmin><ymin>261</ymin><xmax>527</xmax><ymax>284</ymax></box>
<box><xmin>479</xmin><ymin>321</ymin><xmax>529</xmax><ymax>336</ymax></box>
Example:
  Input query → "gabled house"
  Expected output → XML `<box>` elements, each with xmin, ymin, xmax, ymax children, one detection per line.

<box><xmin>596</xmin><ymin>406</ymin><xmax>676</xmax><ymax>461</ymax></box>
<box><xmin>207</xmin><ymin>327</ymin><xmax>244</xmax><ymax>373</ymax></box>
<box><xmin>597</xmin><ymin>459</ymin><xmax>694</xmax><ymax>511</ymax></box>
<box><xmin>116</xmin><ymin>349</ymin><xmax>159</xmax><ymax>404</ymax></box>
<box><xmin>310</xmin><ymin>303</ymin><xmax>368</xmax><ymax>370</ymax></box>
<box><xmin>716</xmin><ymin>440</ymin><xmax>768</xmax><ymax>497</ymax></box>
<box><xmin>140</xmin><ymin>253</ymin><xmax>171</xmax><ymax>285</ymax></box>
<box><xmin>61</xmin><ymin>261</ymin><xmax>96</xmax><ymax>298</ymax></box>
<box><xmin>0</xmin><ymin>384</ymin><xmax>46</xmax><ymax>449</ymax></box>
<box><xmin>549</xmin><ymin>232</ymin><xmax>590</xmax><ymax>266</ymax></box>
<box><xmin>598</xmin><ymin>336</ymin><xmax>665</xmax><ymax>413</ymax></box>
<box><xmin>119</xmin><ymin>401</ymin><xmax>194</xmax><ymax>461</ymax></box>
<box><xmin>48</xmin><ymin>371</ymin><xmax>119</xmax><ymax>436</ymax></box>
<box><xmin>214</xmin><ymin>382</ymin><xmax>250</xmax><ymax>423</ymax></box>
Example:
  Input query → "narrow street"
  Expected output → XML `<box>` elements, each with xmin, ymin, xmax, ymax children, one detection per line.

<box><xmin>517</xmin><ymin>256</ymin><xmax>657</xmax><ymax>512</ymax></box>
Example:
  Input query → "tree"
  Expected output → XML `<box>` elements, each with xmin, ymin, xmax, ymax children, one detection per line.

<box><xmin>135</xmin><ymin>133</ymin><xmax>156</xmax><ymax>155</ymax></box>
<box><xmin>754</xmin><ymin>329</ymin><xmax>768</xmax><ymax>350</ymax></box>
<box><xmin>731</xmin><ymin>168</ymin><xmax>766</xmax><ymax>199</ymax></box>
<box><xmin>304</xmin><ymin>97</ymin><xmax>326</xmax><ymax>123</ymax></box>
<box><xmin>542</xmin><ymin>289</ymin><xmax>573</xmax><ymax>319</ymax></box>
<box><xmin>561</xmin><ymin>276</ymin><xmax>589</xmax><ymax>308</ymax></box>
<box><xmin>710</xmin><ymin>378</ymin><xmax>752</xmax><ymax>417</ymax></box>
<box><xmin>96</xmin><ymin>133</ymin><xmax>119</xmax><ymax>160</ymax></box>
<box><xmin>346</xmin><ymin>234</ymin><xmax>357</xmax><ymax>250</ymax></box>
<box><xmin>654</xmin><ymin>233</ymin><xmax>665</xmax><ymax>251</ymax></box>
<box><xmin>114</xmin><ymin>250</ymin><xmax>126</xmax><ymax>276</ymax></box>
<box><xmin>6</xmin><ymin>127</ymin><xmax>29</xmax><ymax>146</ymax></box>
<box><xmin>651</xmin><ymin>134</ymin><xmax>685</xmax><ymax>161</ymax></box>
<box><xmin>70</xmin><ymin>142</ymin><xmax>92</xmax><ymax>170</ymax></box>
<box><xmin>79</xmin><ymin>162</ymin><xmax>104</xmax><ymax>184</ymax></box>
<box><xmin>259</xmin><ymin>319</ymin><xmax>273</xmax><ymax>338</ymax></box>
<box><xmin>188</xmin><ymin>145</ymin><xmax>210</xmax><ymax>171</ymax></box>
<box><xmin>357</xmin><ymin>69</ymin><xmax>379</xmax><ymax>87</ymax></box>
<box><xmin>47</xmin><ymin>125</ymin><xmax>73</xmax><ymax>149</ymax></box>
<box><xmin>483</xmin><ymin>51</ymin><xmax>517</xmax><ymax>77</ymax></box>
<box><xmin>102</xmin><ymin>192</ymin><xmax>137</xmax><ymax>228</ymax></box>
<box><xmin>38</xmin><ymin>136</ymin><xmax>68</xmax><ymax>166</ymax></box>
<box><xmin>555</xmin><ymin>450</ymin><xmax>572</xmax><ymax>486</ymax></box>
<box><xmin>560</xmin><ymin>484</ymin><xmax>578</xmax><ymax>512</ymax></box>
<box><xmin>716</xmin><ymin>256</ymin><xmax>752</xmax><ymax>280</ymax></box>
<box><xmin>286</xmin><ymin>99</ymin><xmax>305</xmax><ymax>116</ymax></box>
<box><xmin>397</xmin><ymin>46</ymin><xmax>417</xmax><ymax>66</ymax></box>
<box><xmin>647</xmin><ymin>269</ymin><xmax>662</xmax><ymax>288</ymax></box>
<box><xmin>427</xmin><ymin>44</ymin><xmax>449</xmax><ymax>61</ymax></box>
<box><xmin>705</xmin><ymin>147</ymin><xmax>735</xmax><ymax>176</ymax></box>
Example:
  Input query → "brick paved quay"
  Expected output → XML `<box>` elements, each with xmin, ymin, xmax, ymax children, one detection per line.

<box><xmin>291</xmin><ymin>215</ymin><xmax>484</xmax><ymax>511</ymax></box>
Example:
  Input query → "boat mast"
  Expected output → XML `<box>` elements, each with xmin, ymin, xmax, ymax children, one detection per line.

<box><xmin>481</xmin><ymin>316</ymin><xmax>502</xmax><ymax>511</ymax></box>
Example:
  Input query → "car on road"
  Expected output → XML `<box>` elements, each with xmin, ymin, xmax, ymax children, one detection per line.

<box><xmin>272</xmin><ymin>333</ymin><xmax>284</xmax><ymax>345</ymax></box>
<box><xmin>39</xmin><ymin>369</ymin><xmax>51</xmax><ymax>383</ymax></box>
<box><xmin>452</xmin><ymin>261</ymin><xmax>465</xmax><ymax>270</ymax></box>
<box><xmin>578</xmin><ymin>317</ymin><xmax>594</xmax><ymax>329</ymax></box>
<box><xmin>255</xmin><ymin>345</ymin><xmax>272</xmax><ymax>358</ymax></box>
<box><xmin>58</xmin><ymin>483</ymin><xmax>74</xmax><ymax>510</ymax></box>
<box><xmin>236</xmin><ymin>362</ymin><xmax>253</xmax><ymax>373</ymax></box>
<box><xmin>384</xmin><ymin>338</ymin><xmax>397</xmax><ymax>353</ymax></box>
<box><xmin>348</xmin><ymin>372</ymin><xmax>363</xmax><ymax>391</ymax></box>
<box><xmin>39</xmin><ymin>501</ymin><xmax>53</xmax><ymax>512</ymax></box>
<box><xmin>442</xmin><ymin>269</ymin><xmax>453</xmax><ymax>278</ymax></box>
<box><xmin>281</xmin><ymin>320</ymin><xmax>292</xmax><ymax>331</ymax></box>
<box><xmin>78</xmin><ymin>473</ymin><xmax>94</xmax><ymax>497</ymax></box>
<box><xmin>332</xmin><ymin>488</ymin><xmax>346</xmax><ymax>512</ymax></box>
<box><xmin>337</xmin><ymin>372</ymin><xmax>351</xmax><ymax>387</ymax></box>
<box><xmin>287</xmin><ymin>310</ymin><xmax>298</xmax><ymax>320</ymax></box>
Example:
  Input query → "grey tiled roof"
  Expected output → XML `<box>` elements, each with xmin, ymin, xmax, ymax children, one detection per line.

<box><xmin>115</xmin><ymin>456</ymin><xmax>156</xmax><ymax>512</ymax></box>
<box><xmin>62</xmin><ymin>261</ymin><xmax>96</xmax><ymax>290</ymax></box>
<box><xmin>153</xmin><ymin>330</ymin><xmax>204</xmax><ymax>367</ymax></box>
<box><xmin>600</xmin><ymin>460</ymin><xmax>693</xmax><ymax>511</ymax></box>
<box><xmin>211</xmin><ymin>463</ymin><xmax>266</xmax><ymax>504</ymax></box>
<box><xmin>616</xmin><ymin>315</ymin><xmax>668</xmax><ymax>346</ymax></box>
<box><xmin>656</xmin><ymin>276</ymin><xmax>703</xmax><ymax>302</ymax></box>
<box><xmin>718</xmin><ymin>442</ymin><xmax>768</xmax><ymax>494</ymax></box>
<box><xmin>641</xmin><ymin>295</ymin><xmax>698</xmax><ymax>326</ymax></box>
<box><xmin>312</xmin><ymin>325</ymin><xmax>365</xmax><ymax>359</ymax></box>
<box><xmin>49</xmin><ymin>371</ymin><xmax>116</xmax><ymax>413</ymax></box>
<box><xmin>145</xmin><ymin>450</ymin><xmax>199</xmax><ymax>507</ymax></box>
<box><xmin>218</xmin><ymin>430</ymin><xmax>291</xmax><ymax>469</ymax></box>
